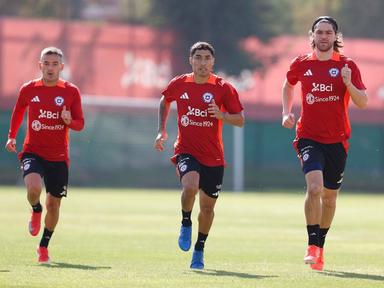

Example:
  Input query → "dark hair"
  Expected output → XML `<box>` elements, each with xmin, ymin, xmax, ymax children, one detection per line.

<box><xmin>40</xmin><ymin>47</ymin><xmax>63</xmax><ymax>60</ymax></box>
<box><xmin>310</xmin><ymin>16</ymin><xmax>343</xmax><ymax>52</ymax></box>
<box><xmin>190</xmin><ymin>41</ymin><xmax>215</xmax><ymax>57</ymax></box>
<box><xmin>311</xmin><ymin>16</ymin><xmax>338</xmax><ymax>33</ymax></box>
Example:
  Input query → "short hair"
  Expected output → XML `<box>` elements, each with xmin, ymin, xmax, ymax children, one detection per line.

<box><xmin>310</xmin><ymin>16</ymin><xmax>343</xmax><ymax>52</ymax></box>
<box><xmin>190</xmin><ymin>41</ymin><xmax>215</xmax><ymax>57</ymax></box>
<box><xmin>40</xmin><ymin>47</ymin><xmax>64</xmax><ymax>61</ymax></box>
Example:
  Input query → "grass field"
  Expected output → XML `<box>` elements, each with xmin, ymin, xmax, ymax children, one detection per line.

<box><xmin>0</xmin><ymin>186</ymin><xmax>383</xmax><ymax>288</ymax></box>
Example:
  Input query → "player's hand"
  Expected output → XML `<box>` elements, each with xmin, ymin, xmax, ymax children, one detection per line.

<box><xmin>341</xmin><ymin>63</ymin><xmax>352</xmax><ymax>87</ymax></box>
<box><xmin>61</xmin><ymin>105</ymin><xmax>72</xmax><ymax>125</ymax></box>
<box><xmin>5</xmin><ymin>138</ymin><xmax>17</xmax><ymax>153</ymax></box>
<box><xmin>154</xmin><ymin>131</ymin><xmax>168</xmax><ymax>152</ymax></box>
<box><xmin>282</xmin><ymin>113</ymin><xmax>295</xmax><ymax>129</ymax></box>
<box><xmin>208</xmin><ymin>99</ymin><xmax>224</xmax><ymax>119</ymax></box>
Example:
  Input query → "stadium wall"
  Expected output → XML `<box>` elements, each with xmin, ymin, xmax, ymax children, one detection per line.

<box><xmin>1</xmin><ymin>108</ymin><xmax>383</xmax><ymax>192</ymax></box>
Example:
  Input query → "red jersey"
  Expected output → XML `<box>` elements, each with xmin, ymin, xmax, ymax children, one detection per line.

<box><xmin>8</xmin><ymin>78</ymin><xmax>84</xmax><ymax>164</ymax></box>
<box><xmin>286</xmin><ymin>51</ymin><xmax>366</xmax><ymax>148</ymax></box>
<box><xmin>162</xmin><ymin>73</ymin><xmax>243</xmax><ymax>167</ymax></box>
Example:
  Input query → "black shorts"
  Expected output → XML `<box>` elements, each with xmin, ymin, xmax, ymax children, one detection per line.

<box><xmin>20</xmin><ymin>153</ymin><xmax>69</xmax><ymax>198</ymax></box>
<box><xmin>176</xmin><ymin>154</ymin><xmax>224</xmax><ymax>199</ymax></box>
<box><xmin>296</xmin><ymin>138</ymin><xmax>347</xmax><ymax>190</ymax></box>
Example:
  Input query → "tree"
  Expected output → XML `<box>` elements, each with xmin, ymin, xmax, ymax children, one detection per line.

<box><xmin>286</xmin><ymin>0</ymin><xmax>342</xmax><ymax>35</ymax></box>
<box><xmin>149</xmin><ymin>0</ymin><xmax>291</xmax><ymax>75</ymax></box>
<box><xmin>338</xmin><ymin>0</ymin><xmax>384</xmax><ymax>39</ymax></box>
<box><xmin>0</xmin><ymin>0</ymin><xmax>84</xmax><ymax>19</ymax></box>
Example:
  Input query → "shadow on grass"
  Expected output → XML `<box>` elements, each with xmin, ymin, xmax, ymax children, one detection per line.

<box><xmin>0</xmin><ymin>270</ymin><xmax>10</xmax><ymax>272</ymax></box>
<box><xmin>192</xmin><ymin>269</ymin><xmax>278</xmax><ymax>279</ymax></box>
<box><xmin>322</xmin><ymin>270</ymin><xmax>384</xmax><ymax>281</ymax></box>
<box><xmin>40</xmin><ymin>262</ymin><xmax>111</xmax><ymax>270</ymax></box>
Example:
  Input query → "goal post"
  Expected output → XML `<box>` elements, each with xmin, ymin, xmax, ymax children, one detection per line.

<box><xmin>233</xmin><ymin>126</ymin><xmax>244</xmax><ymax>192</ymax></box>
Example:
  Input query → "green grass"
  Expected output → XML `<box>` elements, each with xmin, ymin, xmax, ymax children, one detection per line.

<box><xmin>0</xmin><ymin>186</ymin><xmax>383</xmax><ymax>288</ymax></box>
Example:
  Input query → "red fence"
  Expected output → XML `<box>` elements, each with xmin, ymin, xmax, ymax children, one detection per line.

<box><xmin>0</xmin><ymin>17</ymin><xmax>174</xmax><ymax>104</ymax></box>
<box><xmin>1</xmin><ymin>17</ymin><xmax>383</xmax><ymax>123</ymax></box>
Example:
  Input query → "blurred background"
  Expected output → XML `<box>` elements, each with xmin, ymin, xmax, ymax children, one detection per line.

<box><xmin>0</xmin><ymin>0</ymin><xmax>383</xmax><ymax>192</ymax></box>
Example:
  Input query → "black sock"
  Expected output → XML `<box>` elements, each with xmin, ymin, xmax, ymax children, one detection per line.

<box><xmin>194</xmin><ymin>232</ymin><xmax>208</xmax><ymax>251</ymax></box>
<box><xmin>307</xmin><ymin>224</ymin><xmax>320</xmax><ymax>246</ymax></box>
<box><xmin>39</xmin><ymin>228</ymin><xmax>53</xmax><ymax>248</ymax></box>
<box><xmin>181</xmin><ymin>210</ymin><xmax>192</xmax><ymax>227</ymax></box>
<box><xmin>31</xmin><ymin>202</ymin><xmax>42</xmax><ymax>213</ymax></box>
<box><xmin>318</xmin><ymin>227</ymin><xmax>330</xmax><ymax>248</ymax></box>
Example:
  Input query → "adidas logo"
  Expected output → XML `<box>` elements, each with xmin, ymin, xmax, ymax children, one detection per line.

<box><xmin>304</xmin><ymin>69</ymin><xmax>313</xmax><ymax>76</ymax></box>
<box><xmin>31</xmin><ymin>96</ymin><xmax>40</xmax><ymax>102</ymax></box>
<box><xmin>180</xmin><ymin>92</ymin><xmax>189</xmax><ymax>99</ymax></box>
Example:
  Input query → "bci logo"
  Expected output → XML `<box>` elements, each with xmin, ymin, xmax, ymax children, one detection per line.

<box><xmin>312</xmin><ymin>82</ymin><xmax>333</xmax><ymax>92</ymax></box>
<box><xmin>186</xmin><ymin>106</ymin><xmax>208</xmax><ymax>117</ymax></box>
<box><xmin>38</xmin><ymin>109</ymin><xmax>60</xmax><ymax>119</ymax></box>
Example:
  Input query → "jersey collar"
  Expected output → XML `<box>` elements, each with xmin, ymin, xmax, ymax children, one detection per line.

<box><xmin>35</xmin><ymin>78</ymin><xmax>66</xmax><ymax>88</ymax></box>
<box><xmin>185</xmin><ymin>73</ymin><xmax>217</xmax><ymax>84</ymax></box>
<box><xmin>310</xmin><ymin>51</ymin><xmax>340</xmax><ymax>61</ymax></box>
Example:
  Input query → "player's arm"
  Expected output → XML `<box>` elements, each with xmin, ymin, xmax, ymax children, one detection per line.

<box><xmin>61</xmin><ymin>90</ymin><xmax>85</xmax><ymax>131</ymax></box>
<box><xmin>5</xmin><ymin>91</ymin><xmax>28</xmax><ymax>153</ymax></box>
<box><xmin>347</xmin><ymin>85</ymin><xmax>367</xmax><ymax>108</ymax></box>
<box><xmin>154</xmin><ymin>95</ymin><xmax>171</xmax><ymax>152</ymax></box>
<box><xmin>341</xmin><ymin>64</ymin><xmax>368</xmax><ymax>108</ymax></box>
<box><xmin>282</xmin><ymin>78</ymin><xmax>296</xmax><ymax>129</ymax></box>
<box><xmin>208</xmin><ymin>100</ymin><xmax>244</xmax><ymax>127</ymax></box>
<box><xmin>222</xmin><ymin>111</ymin><xmax>245</xmax><ymax>127</ymax></box>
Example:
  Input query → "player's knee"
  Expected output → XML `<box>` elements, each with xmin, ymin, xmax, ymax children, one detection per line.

<box><xmin>307</xmin><ymin>183</ymin><xmax>323</xmax><ymax>197</ymax></box>
<box><xmin>26</xmin><ymin>183</ymin><xmax>42</xmax><ymax>196</ymax></box>
<box><xmin>45</xmin><ymin>200</ymin><xmax>60</xmax><ymax>213</ymax></box>
<box><xmin>322</xmin><ymin>195</ymin><xmax>337</xmax><ymax>208</ymax></box>
<box><xmin>183</xmin><ymin>183</ymin><xmax>199</xmax><ymax>195</ymax></box>
<box><xmin>200</xmin><ymin>205</ymin><xmax>214</xmax><ymax>216</ymax></box>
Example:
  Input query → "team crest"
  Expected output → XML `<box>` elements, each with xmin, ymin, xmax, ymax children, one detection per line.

<box><xmin>179</xmin><ymin>163</ymin><xmax>187</xmax><ymax>172</ymax></box>
<box><xmin>31</xmin><ymin>120</ymin><xmax>42</xmax><ymax>131</ymax></box>
<box><xmin>306</xmin><ymin>93</ymin><xmax>315</xmax><ymax>105</ymax></box>
<box><xmin>180</xmin><ymin>115</ymin><xmax>189</xmax><ymax>127</ymax></box>
<box><xmin>202</xmin><ymin>92</ymin><xmax>213</xmax><ymax>103</ymax></box>
<box><xmin>328</xmin><ymin>68</ymin><xmax>339</xmax><ymax>77</ymax></box>
<box><xmin>21</xmin><ymin>158</ymin><xmax>33</xmax><ymax>171</ymax></box>
<box><xmin>54</xmin><ymin>96</ymin><xmax>64</xmax><ymax>106</ymax></box>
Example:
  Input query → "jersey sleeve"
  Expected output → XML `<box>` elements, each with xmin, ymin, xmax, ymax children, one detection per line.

<box><xmin>161</xmin><ymin>76</ymin><xmax>179</xmax><ymax>102</ymax></box>
<box><xmin>348</xmin><ymin>60</ymin><xmax>366</xmax><ymax>90</ymax></box>
<box><xmin>222</xmin><ymin>82</ymin><xmax>244</xmax><ymax>114</ymax></box>
<box><xmin>8</xmin><ymin>86</ymin><xmax>28</xmax><ymax>138</ymax></box>
<box><xmin>286</xmin><ymin>56</ymin><xmax>300</xmax><ymax>86</ymax></box>
<box><xmin>67</xmin><ymin>87</ymin><xmax>84</xmax><ymax>131</ymax></box>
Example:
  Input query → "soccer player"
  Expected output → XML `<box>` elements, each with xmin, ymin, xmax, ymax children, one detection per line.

<box><xmin>282</xmin><ymin>16</ymin><xmax>367</xmax><ymax>270</ymax></box>
<box><xmin>5</xmin><ymin>47</ymin><xmax>84</xmax><ymax>264</ymax></box>
<box><xmin>154</xmin><ymin>41</ymin><xmax>244</xmax><ymax>269</ymax></box>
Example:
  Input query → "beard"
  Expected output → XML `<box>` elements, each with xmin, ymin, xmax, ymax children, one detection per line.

<box><xmin>315</xmin><ymin>41</ymin><xmax>334</xmax><ymax>52</ymax></box>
